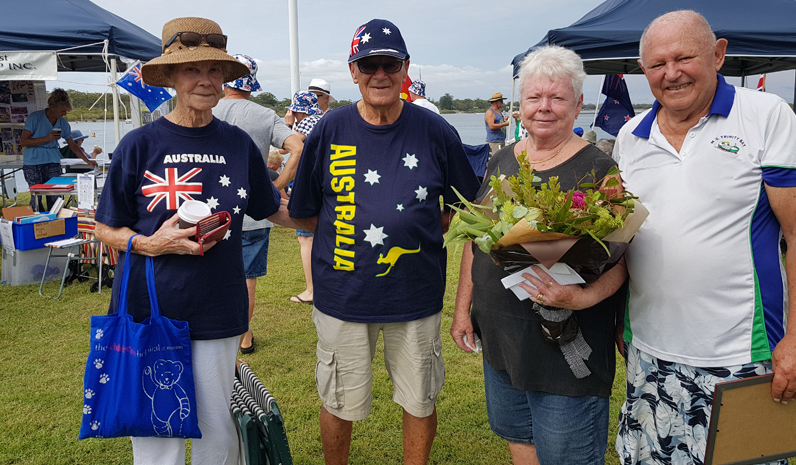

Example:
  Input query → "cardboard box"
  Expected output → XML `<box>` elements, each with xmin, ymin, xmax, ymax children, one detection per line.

<box><xmin>1</xmin><ymin>246</ymin><xmax>68</xmax><ymax>286</ymax></box>
<box><xmin>0</xmin><ymin>217</ymin><xmax>78</xmax><ymax>250</ymax></box>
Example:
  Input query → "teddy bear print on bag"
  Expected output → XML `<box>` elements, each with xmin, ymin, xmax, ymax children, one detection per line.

<box><xmin>143</xmin><ymin>359</ymin><xmax>191</xmax><ymax>437</ymax></box>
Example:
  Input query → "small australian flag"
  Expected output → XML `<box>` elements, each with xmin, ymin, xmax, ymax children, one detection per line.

<box><xmin>594</xmin><ymin>74</ymin><xmax>634</xmax><ymax>137</ymax></box>
<box><xmin>117</xmin><ymin>62</ymin><xmax>173</xmax><ymax>113</ymax></box>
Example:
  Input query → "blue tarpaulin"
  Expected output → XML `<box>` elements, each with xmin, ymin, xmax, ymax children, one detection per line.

<box><xmin>0</xmin><ymin>0</ymin><xmax>161</xmax><ymax>73</ymax></box>
<box><xmin>512</xmin><ymin>0</ymin><xmax>796</xmax><ymax>77</ymax></box>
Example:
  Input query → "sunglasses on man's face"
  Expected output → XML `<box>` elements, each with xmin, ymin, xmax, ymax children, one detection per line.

<box><xmin>356</xmin><ymin>59</ymin><xmax>405</xmax><ymax>75</ymax></box>
<box><xmin>163</xmin><ymin>32</ymin><xmax>227</xmax><ymax>52</ymax></box>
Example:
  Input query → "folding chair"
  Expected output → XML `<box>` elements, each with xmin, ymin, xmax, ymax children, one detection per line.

<box><xmin>232</xmin><ymin>361</ymin><xmax>293</xmax><ymax>465</ymax></box>
<box><xmin>38</xmin><ymin>217</ymin><xmax>116</xmax><ymax>299</ymax></box>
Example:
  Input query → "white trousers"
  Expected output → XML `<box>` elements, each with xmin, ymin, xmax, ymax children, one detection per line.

<box><xmin>132</xmin><ymin>336</ymin><xmax>240</xmax><ymax>465</ymax></box>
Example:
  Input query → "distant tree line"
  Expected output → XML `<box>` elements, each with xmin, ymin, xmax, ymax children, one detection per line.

<box><xmin>55</xmin><ymin>89</ymin><xmax>655</xmax><ymax>121</ymax></box>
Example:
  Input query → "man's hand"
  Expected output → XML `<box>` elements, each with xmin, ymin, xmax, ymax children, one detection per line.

<box><xmin>771</xmin><ymin>333</ymin><xmax>796</xmax><ymax>403</ymax></box>
<box><xmin>450</xmin><ymin>307</ymin><xmax>475</xmax><ymax>353</ymax></box>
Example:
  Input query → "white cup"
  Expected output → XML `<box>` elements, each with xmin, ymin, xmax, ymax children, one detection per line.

<box><xmin>177</xmin><ymin>200</ymin><xmax>211</xmax><ymax>229</ymax></box>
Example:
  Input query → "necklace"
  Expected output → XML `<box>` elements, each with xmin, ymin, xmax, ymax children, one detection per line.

<box><xmin>527</xmin><ymin>135</ymin><xmax>571</xmax><ymax>165</ymax></box>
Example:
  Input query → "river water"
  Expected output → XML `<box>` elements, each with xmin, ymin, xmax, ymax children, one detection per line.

<box><xmin>11</xmin><ymin>110</ymin><xmax>614</xmax><ymax>192</ymax></box>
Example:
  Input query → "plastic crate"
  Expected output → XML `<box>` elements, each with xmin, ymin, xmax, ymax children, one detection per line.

<box><xmin>5</xmin><ymin>216</ymin><xmax>78</xmax><ymax>251</ymax></box>
<box><xmin>1</xmin><ymin>247</ymin><xmax>68</xmax><ymax>286</ymax></box>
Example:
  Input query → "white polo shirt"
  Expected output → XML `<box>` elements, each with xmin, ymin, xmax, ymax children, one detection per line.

<box><xmin>614</xmin><ymin>74</ymin><xmax>796</xmax><ymax>367</ymax></box>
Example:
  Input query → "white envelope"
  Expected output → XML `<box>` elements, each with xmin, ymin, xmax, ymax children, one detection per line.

<box><xmin>500</xmin><ymin>263</ymin><xmax>586</xmax><ymax>301</ymax></box>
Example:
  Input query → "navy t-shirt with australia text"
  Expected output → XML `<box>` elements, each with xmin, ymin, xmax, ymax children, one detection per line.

<box><xmin>289</xmin><ymin>102</ymin><xmax>480</xmax><ymax>323</ymax></box>
<box><xmin>95</xmin><ymin>117</ymin><xmax>280</xmax><ymax>340</ymax></box>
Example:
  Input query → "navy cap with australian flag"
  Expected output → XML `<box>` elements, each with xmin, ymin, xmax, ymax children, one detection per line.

<box><xmin>348</xmin><ymin>19</ymin><xmax>410</xmax><ymax>63</ymax></box>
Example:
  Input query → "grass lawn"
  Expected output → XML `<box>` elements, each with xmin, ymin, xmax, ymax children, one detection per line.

<box><xmin>2</xmin><ymin>193</ymin><xmax>776</xmax><ymax>464</ymax></box>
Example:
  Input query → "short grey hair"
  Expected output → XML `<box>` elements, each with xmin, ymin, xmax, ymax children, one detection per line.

<box><xmin>639</xmin><ymin>10</ymin><xmax>716</xmax><ymax>64</ymax></box>
<box><xmin>517</xmin><ymin>45</ymin><xmax>586</xmax><ymax>99</ymax></box>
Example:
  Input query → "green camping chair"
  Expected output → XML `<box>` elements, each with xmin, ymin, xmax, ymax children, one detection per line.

<box><xmin>233</xmin><ymin>361</ymin><xmax>293</xmax><ymax>465</ymax></box>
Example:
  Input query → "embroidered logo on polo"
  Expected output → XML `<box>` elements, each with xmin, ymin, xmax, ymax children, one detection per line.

<box><xmin>328</xmin><ymin>144</ymin><xmax>426</xmax><ymax>276</ymax></box>
<box><xmin>711</xmin><ymin>135</ymin><xmax>746</xmax><ymax>154</ymax></box>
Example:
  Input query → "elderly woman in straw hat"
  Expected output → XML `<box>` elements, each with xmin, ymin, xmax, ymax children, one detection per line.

<box><xmin>451</xmin><ymin>45</ymin><xmax>626</xmax><ymax>464</ymax></box>
<box><xmin>94</xmin><ymin>17</ymin><xmax>312</xmax><ymax>464</ymax></box>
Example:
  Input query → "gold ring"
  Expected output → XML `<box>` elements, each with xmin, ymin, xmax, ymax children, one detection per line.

<box><xmin>536</xmin><ymin>293</ymin><xmax>544</xmax><ymax>303</ymax></box>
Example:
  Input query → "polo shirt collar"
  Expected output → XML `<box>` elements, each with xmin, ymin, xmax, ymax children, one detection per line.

<box><xmin>632</xmin><ymin>73</ymin><xmax>736</xmax><ymax>138</ymax></box>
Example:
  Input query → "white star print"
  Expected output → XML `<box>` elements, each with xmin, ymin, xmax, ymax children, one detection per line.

<box><xmin>382</xmin><ymin>27</ymin><xmax>391</xmax><ymax>35</ymax></box>
<box><xmin>237</xmin><ymin>187</ymin><xmax>247</xmax><ymax>199</ymax></box>
<box><xmin>364</xmin><ymin>169</ymin><xmax>381</xmax><ymax>185</ymax></box>
<box><xmin>403</xmin><ymin>153</ymin><xmax>418</xmax><ymax>170</ymax></box>
<box><xmin>219</xmin><ymin>175</ymin><xmax>231</xmax><ymax>187</ymax></box>
<box><xmin>361</xmin><ymin>33</ymin><xmax>371</xmax><ymax>43</ymax></box>
<box><xmin>363</xmin><ymin>224</ymin><xmax>388</xmax><ymax>247</ymax></box>
<box><xmin>415</xmin><ymin>186</ymin><xmax>428</xmax><ymax>201</ymax></box>
<box><xmin>233</xmin><ymin>205</ymin><xmax>241</xmax><ymax>214</ymax></box>
<box><xmin>206</xmin><ymin>197</ymin><xmax>219</xmax><ymax>210</ymax></box>
<box><xmin>223</xmin><ymin>229</ymin><xmax>232</xmax><ymax>241</ymax></box>
<box><xmin>396</xmin><ymin>204</ymin><xmax>404</xmax><ymax>212</ymax></box>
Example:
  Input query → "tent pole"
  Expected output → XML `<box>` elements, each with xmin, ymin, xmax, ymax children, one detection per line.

<box><xmin>110</xmin><ymin>57</ymin><xmax>121</xmax><ymax>145</ymax></box>
<box><xmin>288</xmin><ymin>0</ymin><xmax>300</xmax><ymax>96</ymax></box>
<box><xmin>741</xmin><ymin>75</ymin><xmax>746</xmax><ymax>88</ymax></box>
<box><xmin>508</xmin><ymin>77</ymin><xmax>516</xmax><ymax>143</ymax></box>
<box><xmin>592</xmin><ymin>75</ymin><xmax>605</xmax><ymax>129</ymax></box>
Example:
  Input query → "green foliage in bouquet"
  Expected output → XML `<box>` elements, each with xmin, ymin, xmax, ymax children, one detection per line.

<box><xmin>444</xmin><ymin>151</ymin><xmax>637</xmax><ymax>253</ymax></box>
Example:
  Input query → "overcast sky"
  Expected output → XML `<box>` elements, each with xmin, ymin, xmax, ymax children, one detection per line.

<box><xmin>55</xmin><ymin>0</ymin><xmax>796</xmax><ymax>106</ymax></box>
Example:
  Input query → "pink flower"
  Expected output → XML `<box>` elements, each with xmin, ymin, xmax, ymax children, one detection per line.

<box><xmin>569</xmin><ymin>191</ymin><xmax>586</xmax><ymax>209</ymax></box>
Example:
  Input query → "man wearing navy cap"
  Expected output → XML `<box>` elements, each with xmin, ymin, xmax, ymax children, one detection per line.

<box><xmin>288</xmin><ymin>19</ymin><xmax>480</xmax><ymax>464</ymax></box>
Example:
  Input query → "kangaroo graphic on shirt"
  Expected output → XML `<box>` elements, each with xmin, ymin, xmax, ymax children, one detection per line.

<box><xmin>376</xmin><ymin>244</ymin><xmax>421</xmax><ymax>277</ymax></box>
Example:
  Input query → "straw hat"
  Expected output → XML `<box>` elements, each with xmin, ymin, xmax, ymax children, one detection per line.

<box><xmin>489</xmin><ymin>92</ymin><xmax>506</xmax><ymax>102</ymax></box>
<box><xmin>142</xmin><ymin>17</ymin><xmax>250</xmax><ymax>88</ymax></box>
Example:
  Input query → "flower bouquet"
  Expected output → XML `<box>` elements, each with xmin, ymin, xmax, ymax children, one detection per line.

<box><xmin>444</xmin><ymin>152</ymin><xmax>648</xmax><ymax>285</ymax></box>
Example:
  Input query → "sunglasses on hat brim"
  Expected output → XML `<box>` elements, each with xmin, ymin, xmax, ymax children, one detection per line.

<box><xmin>163</xmin><ymin>32</ymin><xmax>228</xmax><ymax>52</ymax></box>
<box><xmin>355</xmin><ymin>59</ymin><xmax>405</xmax><ymax>75</ymax></box>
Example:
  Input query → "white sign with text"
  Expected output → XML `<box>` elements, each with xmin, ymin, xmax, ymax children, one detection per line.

<box><xmin>0</xmin><ymin>51</ymin><xmax>57</xmax><ymax>81</ymax></box>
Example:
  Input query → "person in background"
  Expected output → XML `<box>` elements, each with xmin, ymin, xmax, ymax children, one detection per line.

<box><xmin>594</xmin><ymin>138</ymin><xmax>615</xmax><ymax>156</ymax></box>
<box><xmin>408</xmin><ymin>80</ymin><xmax>440</xmax><ymax>114</ymax></box>
<box><xmin>94</xmin><ymin>18</ymin><xmax>313</xmax><ymax>465</ymax></box>
<box><xmin>452</xmin><ymin>45</ymin><xmax>624</xmax><ymax>464</ymax></box>
<box><xmin>512</xmin><ymin>111</ymin><xmax>528</xmax><ymax>141</ymax></box>
<box><xmin>288</xmin><ymin>18</ymin><xmax>480</xmax><ymax>465</ymax></box>
<box><xmin>309</xmin><ymin>78</ymin><xmax>335</xmax><ymax>114</ymax></box>
<box><xmin>59</xmin><ymin>130</ymin><xmax>102</xmax><ymax>159</ymax></box>
<box><xmin>285</xmin><ymin>78</ymin><xmax>335</xmax><ymax>127</ymax></box>
<box><xmin>267</xmin><ymin>149</ymin><xmax>286</xmax><ymax>193</ymax></box>
<box><xmin>485</xmin><ymin>92</ymin><xmax>510</xmax><ymax>157</ymax></box>
<box><xmin>581</xmin><ymin>130</ymin><xmax>597</xmax><ymax>144</ymax></box>
<box><xmin>19</xmin><ymin>89</ymin><xmax>97</xmax><ymax>211</ymax></box>
<box><xmin>288</xmin><ymin>90</ymin><xmax>324</xmax><ymax>305</ymax></box>
<box><xmin>212</xmin><ymin>53</ymin><xmax>305</xmax><ymax>354</ymax></box>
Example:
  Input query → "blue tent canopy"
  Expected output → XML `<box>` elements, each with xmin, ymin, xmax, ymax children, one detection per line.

<box><xmin>0</xmin><ymin>0</ymin><xmax>161</xmax><ymax>73</ymax></box>
<box><xmin>512</xmin><ymin>0</ymin><xmax>796</xmax><ymax>77</ymax></box>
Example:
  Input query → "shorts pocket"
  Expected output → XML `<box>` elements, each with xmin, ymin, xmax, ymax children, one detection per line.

<box><xmin>428</xmin><ymin>336</ymin><xmax>445</xmax><ymax>400</ymax></box>
<box><xmin>315</xmin><ymin>344</ymin><xmax>343</xmax><ymax>409</ymax></box>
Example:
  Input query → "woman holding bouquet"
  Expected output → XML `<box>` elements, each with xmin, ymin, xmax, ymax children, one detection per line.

<box><xmin>451</xmin><ymin>45</ymin><xmax>628</xmax><ymax>465</ymax></box>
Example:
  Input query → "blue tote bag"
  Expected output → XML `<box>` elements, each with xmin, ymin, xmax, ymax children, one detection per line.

<box><xmin>79</xmin><ymin>235</ymin><xmax>201</xmax><ymax>439</ymax></box>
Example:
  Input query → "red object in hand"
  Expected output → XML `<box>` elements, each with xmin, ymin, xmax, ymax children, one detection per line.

<box><xmin>195</xmin><ymin>211</ymin><xmax>231</xmax><ymax>256</ymax></box>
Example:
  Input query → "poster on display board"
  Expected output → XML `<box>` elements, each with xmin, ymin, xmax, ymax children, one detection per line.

<box><xmin>0</xmin><ymin>80</ymin><xmax>47</xmax><ymax>155</ymax></box>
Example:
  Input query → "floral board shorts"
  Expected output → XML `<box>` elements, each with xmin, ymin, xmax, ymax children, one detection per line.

<box><xmin>616</xmin><ymin>343</ymin><xmax>786</xmax><ymax>465</ymax></box>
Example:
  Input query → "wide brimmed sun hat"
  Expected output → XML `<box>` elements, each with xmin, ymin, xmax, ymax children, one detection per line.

<box><xmin>142</xmin><ymin>17</ymin><xmax>250</xmax><ymax>88</ymax></box>
<box><xmin>407</xmin><ymin>80</ymin><xmax>426</xmax><ymax>97</ymax></box>
<box><xmin>289</xmin><ymin>91</ymin><xmax>322</xmax><ymax>115</ymax></box>
<box><xmin>225</xmin><ymin>54</ymin><xmax>261</xmax><ymax>92</ymax></box>
<box><xmin>582</xmin><ymin>130</ymin><xmax>597</xmax><ymax>143</ymax></box>
<box><xmin>489</xmin><ymin>92</ymin><xmax>506</xmax><ymax>102</ymax></box>
<box><xmin>70</xmin><ymin>130</ymin><xmax>89</xmax><ymax>142</ymax></box>
<box><xmin>348</xmin><ymin>19</ymin><xmax>409</xmax><ymax>63</ymax></box>
<box><xmin>308</xmin><ymin>78</ymin><xmax>336</xmax><ymax>103</ymax></box>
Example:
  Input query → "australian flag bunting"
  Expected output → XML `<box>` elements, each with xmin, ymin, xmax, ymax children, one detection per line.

<box><xmin>117</xmin><ymin>62</ymin><xmax>173</xmax><ymax>112</ymax></box>
<box><xmin>594</xmin><ymin>75</ymin><xmax>634</xmax><ymax>137</ymax></box>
